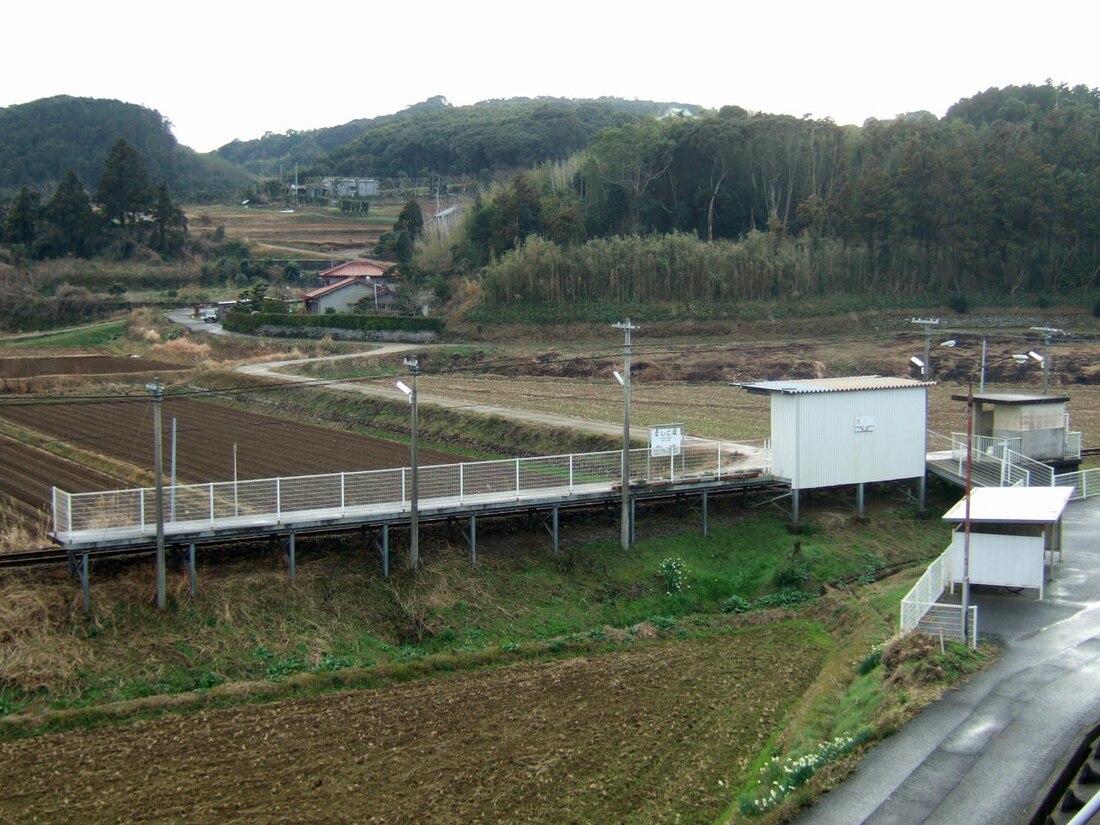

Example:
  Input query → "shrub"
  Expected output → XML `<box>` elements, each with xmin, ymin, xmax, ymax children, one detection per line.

<box><xmin>948</xmin><ymin>293</ymin><xmax>970</xmax><ymax>314</ymax></box>
<box><xmin>722</xmin><ymin>594</ymin><xmax>752</xmax><ymax>614</ymax></box>
<box><xmin>658</xmin><ymin>557</ymin><xmax>690</xmax><ymax>594</ymax></box>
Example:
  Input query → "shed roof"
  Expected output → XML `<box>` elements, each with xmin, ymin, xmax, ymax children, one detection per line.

<box><xmin>741</xmin><ymin>375</ymin><xmax>934</xmax><ymax>396</ymax></box>
<box><xmin>942</xmin><ymin>486</ymin><xmax>1074</xmax><ymax>524</ymax></box>
<box><xmin>948</xmin><ymin>392</ymin><xmax>1070</xmax><ymax>405</ymax></box>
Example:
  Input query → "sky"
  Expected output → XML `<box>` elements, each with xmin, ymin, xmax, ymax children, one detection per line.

<box><xmin>5</xmin><ymin>0</ymin><xmax>1098</xmax><ymax>153</ymax></box>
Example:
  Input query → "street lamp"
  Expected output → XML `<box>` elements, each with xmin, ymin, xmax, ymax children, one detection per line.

<box><xmin>145</xmin><ymin>380</ymin><xmax>166</xmax><ymax>611</ymax></box>
<box><xmin>960</xmin><ymin>350</ymin><xmax>1042</xmax><ymax>645</ymax></box>
<box><xmin>1029</xmin><ymin>326</ymin><xmax>1065</xmax><ymax>395</ymax></box>
<box><xmin>613</xmin><ymin>319</ymin><xmax>638</xmax><ymax>551</ymax></box>
<box><xmin>396</xmin><ymin>357</ymin><xmax>420</xmax><ymax>569</ymax></box>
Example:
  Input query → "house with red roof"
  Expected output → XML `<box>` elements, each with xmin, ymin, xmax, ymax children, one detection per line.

<box><xmin>301</xmin><ymin>261</ymin><xmax>398</xmax><ymax>314</ymax></box>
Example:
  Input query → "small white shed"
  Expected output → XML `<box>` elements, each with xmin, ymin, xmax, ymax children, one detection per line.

<box><xmin>743</xmin><ymin>375</ymin><xmax>932</xmax><ymax>487</ymax></box>
<box><xmin>942</xmin><ymin>486</ymin><xmax>1073</xmax><ymax>599</ymax></box>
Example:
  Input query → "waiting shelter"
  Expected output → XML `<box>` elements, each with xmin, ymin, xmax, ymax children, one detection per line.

<box><xmin>741</xmin><ymin>375</ymin><xmax>933</xmax><ymax>519</ymax></box>
<box><xmin>942</xmin><ymin>486</ymin><xmax>1074</xmax><ymax>600</ymax></box>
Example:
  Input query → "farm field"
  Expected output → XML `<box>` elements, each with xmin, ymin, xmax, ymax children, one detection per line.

<box><xmin>0</xmin><ymin>434</ymin><xmax>122</xmax><ymax>531</ymax></box>
<box><xmin>186</xmin><ymin>201</ymin><xmax>444</xmax><ymax>261</ymax></box>
<box><xmin>0</xmin><ymin>354</ymin><xmax>188</xmax><ymax>380</ymax></box>
<box><xmin>0</xmin><ymin>625</ymin><xmax>827</xmax><ymax>825</ymax></box>
<box><xmin>0</xmin><ymin>396</ymin><xmax>461</xmax><ymax>542</ymax></box>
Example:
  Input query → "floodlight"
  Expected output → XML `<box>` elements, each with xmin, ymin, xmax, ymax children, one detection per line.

<box><xmin>1011</xmin><ymin>354</ymin><xmax>1029</xmax><ymax>364</ymax></box>
<box><xmin>613</xmin><ymin>370</ymin><xmax>624</xmax><ymax>386</ymax></box>
<box><xmin>910</xmin><ymin>356</ymin><xmax>924</xmax><ymax>368</ymax></box>
<box><xmin>939</xmin><ymin>339</ymin><xmax>957</xmax><ymax>348</ymax></box>
<box><xmin>395</xmin><ymin>380</ymin><xmax>412</xmax><ymax>397</ymax></box>
<box><xmin>1028</xmin><ymin>351</ymin><xmax>1044</xmax><ymax>363</ymax></box>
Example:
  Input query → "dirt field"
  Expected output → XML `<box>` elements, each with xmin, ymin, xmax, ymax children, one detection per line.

<box><xmin>0</xmin><ymin>628</ymin><xmax>824</xmax><ymax>824</ymax></box>
<box><xmin>187</xmin><ymin>203</ymin><xmax>437</xmax><ymax>260</ymax></box>
<box><xmin>0</xmin><ymin>354</ymin><xmax>188</xmax><ymax>380</ymax></box>
<box><xmin>0</xmin><ymin>396</ymin><xmax>460</xmax><ymax>539</ymax></box>
<box><xmin>0</xmin><ymin>434</ymin><xmax>121</xmax><ymax>528</ymax></box>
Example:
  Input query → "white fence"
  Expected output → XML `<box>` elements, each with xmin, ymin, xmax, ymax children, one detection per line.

<box><xmin>900</xmin><ymin>546</ymin><xmax>978</xmax><ymax>647</ymax></box>
<box><xmin>52</xmin><ymin>440</ymin><xmax>769</xmax><ymax>542</ymax></box>
<box><xmin>1055</xmin><ymin>467</ymin><xmax>1100</xmax><ymax>501</ymax></box>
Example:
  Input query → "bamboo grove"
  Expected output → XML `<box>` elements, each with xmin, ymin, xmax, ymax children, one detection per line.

<box><xmin>457</xmin><ymin>83</ymin><xmax>1100</xmax><ymax>309</ymax></box>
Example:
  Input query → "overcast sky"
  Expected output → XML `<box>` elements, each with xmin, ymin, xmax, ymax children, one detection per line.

<box><xmin>5</xmin><ymin>0</ymin><xmax>1097</xmax><ymax>153</ymax></box>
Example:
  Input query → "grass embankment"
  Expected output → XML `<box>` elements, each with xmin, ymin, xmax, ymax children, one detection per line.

<box><xmin>193</xmin><ymin>368</ymin><xmax>625</xmax><ymax>458</ymax></box>
<box><xmin>0</xmin><ymin>496</ymin><xmax>990</xmax><ymax>823</ymax></box>
<box><xmin>0</xmin><ymin>320</ymin><xmax>129</xmax><ymax>349</ymax></box>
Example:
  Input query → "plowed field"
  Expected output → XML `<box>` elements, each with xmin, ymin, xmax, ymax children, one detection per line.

<box><xmin>0</xmin><ymin>397</ymin><xmax>459</xmax><ymax>538</ymax></box>
<box><xmin>0</xmin><ymin>355</ymin><xmax>188</xmax><ymax>379</ymax></box>
<box><xmin>0</xmin><ymin>628</ymin><xmax>825</xmax><ymax>824</ymax></box>
<box><xmin>0</xmin><ymin>434</ymin><xmax>120</xmax><ymax>527</ymax></box>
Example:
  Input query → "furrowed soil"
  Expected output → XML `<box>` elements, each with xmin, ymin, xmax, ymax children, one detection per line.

<box><xmin>0</xmin><ymin>627</ymin><xmax>823</xmax><ymax>825</ymax></box>
<box><xmin>0</xmin><ymin>397</ymin><xmax>459</xmax><ymax>517</ymax></box>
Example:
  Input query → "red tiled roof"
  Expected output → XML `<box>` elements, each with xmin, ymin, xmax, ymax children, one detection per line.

<box><xmin>301</xmin><ymin>277</ymin><xmax>397</xmax><ymax>302</ymax></box>
<box><xmin>319</xmin><ymin>261</ymin><xmax>389</xmax><ymax>280</ymax></box>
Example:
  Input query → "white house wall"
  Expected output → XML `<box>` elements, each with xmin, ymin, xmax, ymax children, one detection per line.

<box><xmin>772</xmin><ymin>387</ymin><xmax>927</xmax><ymax>489</ymax></box>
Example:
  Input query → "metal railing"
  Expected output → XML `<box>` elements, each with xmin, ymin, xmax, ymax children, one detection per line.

<box><xmin>53</xmin><ymin>440</ymin><xmax>769</xmax><ymax>540</ymax></box>
<box><xmin>900</xmin><ymin>546</ymin><xmax>978</xmax><ymax>647</ymax></box>
<box><xmin>1055</xmin><ymin>467</ymin><xmax>1100</xmax><ymax>501</ymax></box>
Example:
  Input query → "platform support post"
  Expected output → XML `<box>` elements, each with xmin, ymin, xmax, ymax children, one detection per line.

<box><xmin>468</xmin><ymin>515</ymin><xmax>477</xmax><ymax>565</ymax></box>
<box><xmin>188</xmin><ymin>543</ymin><xmax>196</xmax><ymax>596</ymax></box>
<box><xmin>81</xmin><ymin>551</ymin><xmax>90</xmax><ymax>613</ymax></box>
<box><xmin>702</xmin><ymin>489</ymin><xmax>709</xmax><ymax>537</ymax></box>
<box><xmin>288</xmin><ymin>532</ymin><xmax>296</xmax><ymax>584</ymax></box>
<box><xmin>552</xmin><ymin>505</ymin><xmax>560</xmax><ymax>554</ymax></box>
<box><xmin>791</xmin><ymin>489</ymin><xmax>800</xmax><ymax>523</ymax></box>
<box><xmin>857</xmin><ymin>483</ymin><xmax>865</xmax><ymax>519</ymax></box>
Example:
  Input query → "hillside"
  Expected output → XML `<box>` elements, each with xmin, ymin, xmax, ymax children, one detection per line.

<box><xmin>216</xmin><ymin>95</ymin><xmax>697</xmax><ymax>177</ymax></box>
<box><xmin>0</xmin><ymin>96</ymin><xmax>254</xmax><ymax>201</ymax></box>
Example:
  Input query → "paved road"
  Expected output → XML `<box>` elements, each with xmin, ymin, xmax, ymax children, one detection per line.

<box><xmin>794</xmin><ymin>494</ymin><xmax>1100</xmax><ymax>824</ymax></box>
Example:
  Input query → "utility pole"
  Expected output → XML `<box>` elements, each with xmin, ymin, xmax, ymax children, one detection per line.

<box><xmin>1030</xmin><ymin>326</ymin><xmax>1064</xmax><ymax>395</ymax></box>
<box><xmin>911</xmin><ymin>318</ymin><xmax>940</xmax><ymax>380</ymax></box>
<box><xmin>403</xmin><ymin>357</ymin><xmax>420</xmax><ymax>569</ymax></box>
<box><xmin>146</xmin><ymin>380</ymin><xmax>166</xmax><ymax>610</ymax></box>
<box><xmin>613</xmin><ymin>319</ymin><xmax>638</xmax><ymax>551</ymax></box>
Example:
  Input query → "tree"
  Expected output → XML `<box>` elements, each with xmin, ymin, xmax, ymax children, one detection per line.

<box><xmin>43</xmin><ymin>170</ymin><xmax>102</xmax><ymax>257</ymax></box>
<box><xmin>2</xmin><ymin>187</ymin><xmax>41</xmax><ymax>248</ymax></box>
<box><xmin>395</xmin><ymin>200</ymin><xmax>424</xmax><ymax>239</ymax></box>
<box><xmin>95</xmin><ymin>139</ymin><xmax>154</xmax><ymax>229</ymax></box>
<box><xmin>150</xmin><ymin>183</ymin><xmax>188</xmax><ymax>257</ymax></box>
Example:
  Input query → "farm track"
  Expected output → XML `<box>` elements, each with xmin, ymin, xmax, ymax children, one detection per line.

<box><xmin>0</xmin><ymin>397</ymin><xmax>460</xmax><ymax>541</ymax></box>
<box><xmin>0</xmin><ymin>355</ymin><xmax>187</xmax><ymax>380</ymax></box>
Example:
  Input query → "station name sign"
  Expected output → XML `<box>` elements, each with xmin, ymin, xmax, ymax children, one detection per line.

<box><xmin>649</xmin><ymin>424</ymin><xmax>684</xmax><ymax>457</ymax></box>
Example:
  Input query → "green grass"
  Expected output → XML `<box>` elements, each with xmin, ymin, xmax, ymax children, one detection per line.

<box><xmin>0</xmin><ymin>320</ymin><xmax>128</xmax><ymax>349</ymax></box>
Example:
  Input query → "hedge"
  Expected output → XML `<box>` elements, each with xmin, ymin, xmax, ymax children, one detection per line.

<box><xmin>223</xmin><ymin>311</ymin><xmax>443</xmax><ymax>334</ymax></box>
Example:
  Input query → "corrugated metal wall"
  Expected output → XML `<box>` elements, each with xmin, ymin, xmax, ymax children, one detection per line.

<box><xmin>772</xmin><ymin>387</ymin><xmax>927</xmax><ymax>489</ymax></box>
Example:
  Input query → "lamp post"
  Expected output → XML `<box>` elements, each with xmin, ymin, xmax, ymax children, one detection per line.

<box><xmin>960</xmin><ymin>350</ymin><xmax>1042</xmax><ymax>645</ymax></box>
<box><xmin>911</xmin><ymin>317</ymin><xmax>940</xmax><ymax>379</ymax></box>
<box><xmin>1029</xmin><ymin>327</ymin><xmax>1064</xmax><ymax>395</ymax></box>
<box><xmin>613</xmin><ymin>319</ymin><xmax>638</xmax><ymax>551</ymax></box>
<box><xmin>397</xmin><ymin>358</ymin><xmax>420</xmax><ymax>569</ymax></box>
<box><xmin>146</xmin><ymin>380</ymin><xmax>166</xmax><ymax>610</ymax></box>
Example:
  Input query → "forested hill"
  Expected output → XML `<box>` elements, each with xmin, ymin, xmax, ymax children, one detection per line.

<box><xmin>215</xmin><ymin>96</ymin><xmax>696</xmax><ymax>178</ymax></box>
<box><xmin>0</xmin><ymin>96</ymin><xmax>253</xmax><ymax>201</ymax></box>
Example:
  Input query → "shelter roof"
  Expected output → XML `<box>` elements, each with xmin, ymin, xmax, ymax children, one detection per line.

<box><xmin>942</xmin><ymin>486</ymin><xmax>1074</xmax><ymax>524</ymax></box>
<box><xmin>948</xmin><ymin>392</ymin><xmax>1070</xmax><ymax>405</ymax></box>
<box><xmin>741</xmin><ymin>375</ymin><xmax>934</xmax><ymax>396</ymax></box>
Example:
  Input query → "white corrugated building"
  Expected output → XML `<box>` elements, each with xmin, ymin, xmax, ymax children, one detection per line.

<box><xmin>742</xmin><ymin>376</ymin><xmax>934</xmax><ymax>519</ymax></box>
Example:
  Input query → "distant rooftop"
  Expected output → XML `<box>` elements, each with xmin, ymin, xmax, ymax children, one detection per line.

<box><xmin>741</xmin><ymin>376</ymin><xmax>934</xmax><ymax>396</ymax></box>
